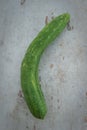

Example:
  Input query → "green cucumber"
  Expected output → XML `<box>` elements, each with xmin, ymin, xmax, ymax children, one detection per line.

<box><xmin>21</xmin><ymin>13</ymin><xmax>70</xmax><ymax>119</ymax></box>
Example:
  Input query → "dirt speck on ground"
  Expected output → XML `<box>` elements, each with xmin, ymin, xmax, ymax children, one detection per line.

<box><xmin>39</xmin><ymin>76</ymin><xmax>41</xmax><ymax>81</ymax></box>
<box><xmin>67</xmin><ymin>20</ymin><xmax>74</xmax><ymax>31</ymax></box>
<box><xmin>10</xmin><ymin>90</ymin><xmax>28</xmax><ymax>120</ymax></box>
<box><xmin>76</xmin><ymin>47</ymin><xmax>85</xmax><ymax>62</ymax></box>
<box><xmin>85</xmin><ymin>92</ymin><xmax>87</xmax><ymax>97</ymax></box>
<box><xmin>0</xmin><ymin>40</ymin><xmax>4</xmax><ymax>46</ymax></box>
<box><xmin>50</xmin><ymin>64</ymin><xmax>54</xmax><ymax>69</ymax></box>
<box><xmin>45</xmin><ymin>16</ymin><xmax>48</xmax><ymax>25</ymax></box>
<box><xmin>20</xmin><ymin>0</ymin><xmax>26</xmax><ymax>5</ymax></box>
<box><xmin>26</xmin><ymin>126</ymin><xmax>29</xmax><ymax>129</ymax></box>
<box><xmin>57</xmin><ymin>67</ymin><xmax>65</xmax><ymax>82</ymax></box>
<box><xmin>9</xmin><ymin>104</ymin><xmax>19</xmax><ymax>119</ymax></box>
<box><xmin>51</xmin><ymin>96</ymin><xmax>53</xmax><ymax>100</ymax></box>
<box><xmin>34</xmin><ymin>124</ymin><xmax>36</xmax><ymax>130</ymax></box>
<box><xmin>77</xmin><ymin>47</ymin><xmax>83</xmax><ymax>56</ymax></box>
<box><xmin>62</xmin><ymin>56</ymin><xmax>65</xmax><ymax>60</ymax></box>
<box><xmin>18</xmin><ymin>90</ymin><xmax>24</xmax><ymax>98</ymax></box>
<box><xmin>84</xmin><ymin>116</ymin><xmax>87</xmax><ymax>123</ymax></box>
<box><xmin>58</xmin><ymin>106</ymin><xmax>60</xmax><ymax>109</ymax></box>
<box><xmin>26</xmin><ymin>112</ymin><xmax>28</xmax><ymax>116</ymax></box>
<box><xmin>59</xmin><ymin>42</ymin><xmax>64</xmax><ymax>47</ymax></box>
<box><xmin>57</xmin><ymin>99</ymin><xmax>60</xmax><ymax>103</ymax></box>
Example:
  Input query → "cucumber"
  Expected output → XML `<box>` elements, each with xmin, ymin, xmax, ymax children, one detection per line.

<box><xmin>21</xmin><ymin>13</ymin><xmax>70</xmax><ymax>119</ymax></box>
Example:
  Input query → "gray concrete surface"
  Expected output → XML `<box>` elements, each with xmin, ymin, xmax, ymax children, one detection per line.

<box><xmin>0</xmin><ymin>0</ymin><xmax>87</xmax><ymax>130</ymax></box>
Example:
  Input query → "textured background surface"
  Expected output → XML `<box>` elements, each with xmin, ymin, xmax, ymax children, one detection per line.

<box><xmin>0</xmin><ymin>0</ymin><xmax>87</xmax><ymax>130</ymax></box>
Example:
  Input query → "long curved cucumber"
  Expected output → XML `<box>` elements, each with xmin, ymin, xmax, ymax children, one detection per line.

<box><xmin>21</xmin><ymin>13</ymin><xmax>70</xmax><ymax>119</ymax></box>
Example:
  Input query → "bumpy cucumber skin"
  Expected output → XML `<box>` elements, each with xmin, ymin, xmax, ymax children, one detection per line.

<box><xmin>21</xmin><ymin>13</ymin><xmax>70</xmax><ymax>119</ymax></box>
